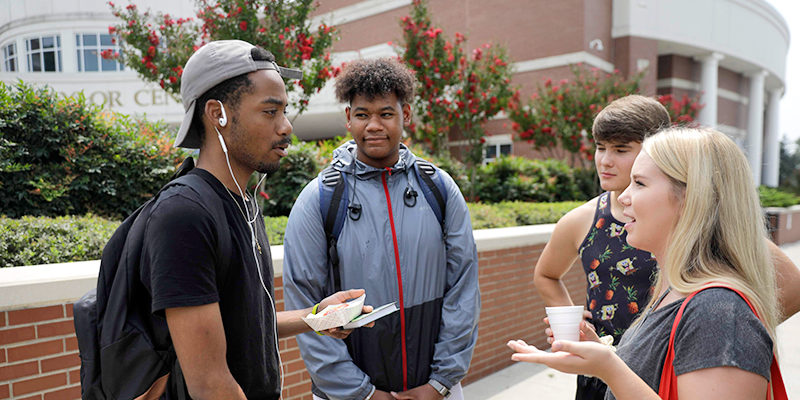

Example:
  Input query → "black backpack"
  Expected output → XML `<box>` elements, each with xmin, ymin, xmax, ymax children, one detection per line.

<box><xmin>73</xmin><ymin>158</ymin><xmax>232</xmax><ymax>400</ymax></box>
<box><xmin>318</xmin><ymin>159</ymin><xmax>448</xmax><ymax>291</ymax></box>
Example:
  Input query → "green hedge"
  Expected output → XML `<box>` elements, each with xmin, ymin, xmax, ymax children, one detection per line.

<box><xmin>0</xmin><ymin>201</ymin><xmax>586</xmax><ymax>267</ymax></box>
<box><xmin>759</xmin><ymin>186</ymin><xmax>800</xmax><ymax>208</ymax></box>
<box><xmin>0</xmin><ymin>215</ymin><xmax>118</xmax><ymax>268</ymax></box>
<box><xmin>468</xmin><ymin>201</ymin><xmax>584</xmax><ymax>230</ymax></box>
<box><xmin>0</xmin><ymin>81</ymin><xmax>184</xmax><ymax>219</ymax></box>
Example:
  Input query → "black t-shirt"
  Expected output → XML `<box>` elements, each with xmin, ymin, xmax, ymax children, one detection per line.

<box><xmin>140</xmin><ymin>169</ymin><xmax>280</xmax><ymax>400</ymax></box>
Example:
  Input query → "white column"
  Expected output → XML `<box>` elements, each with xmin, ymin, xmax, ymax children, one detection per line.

<box><xmin>694</xmin><ymin>52</ymin><xmax>725</xmax><ymax>127</ymax></box>
<box><xmin>762</xmin><ymin>88</ymin><xmax>782</xmax><ymax>187</ymax></box>
<box><xmin>15</xmin><ymin>37</ymin><xmax>26</xmax><ymax>72</ymax></box>
<box><xmin>745</xmin><ymin>70</ymin><xmax>768</xmax><ymax>186</ymax></box>
<box><xmin>61</xmin><ymin>29</ymin><xmax>78</xmax><ymax>73</ymax></box>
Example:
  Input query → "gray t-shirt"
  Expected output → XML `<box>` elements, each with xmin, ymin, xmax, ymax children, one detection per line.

<box><xmin>604</xmin><ymin>288</ymin><xmax>773</xmax><ymax>400</ymax></box>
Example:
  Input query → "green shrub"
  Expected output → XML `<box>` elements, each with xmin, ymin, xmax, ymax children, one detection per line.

<box><xmin>472</xmin><ymin>156</ymin><xmax>592</xmax><ymax>203</ymax></box>
<box><xmin>466</xmin><ymin>203</ymin><xmax>518</xmax><ymax>230</ymax></box>
<box><xmin>494</xmin><ymin>201</ymin><xmax>585</xmax><ymax>225</ymax></box>
<box><xmin>264</xmin><ymin>216</ymin><xmax>288</xmax><ymax>245</ymax></box>
<box><xmin>759</xmin><ymin>186</ymin><xmax>800</xmax><ymax>208</ymax></box>
<box><xmin>0</xmin><ymin>202</ymin><xmax>586</xmax><ymax>266</ymax></box>
<box><xmin>0</xmin><ymin>214</ymin><xmax>290</xmax><ymax>267</ymax></box>
<box><xmin>260</xmin><ymin>138</ymin><xmax>320</xmax><ymax>217</ymax></box>
<box><xmin>0</xmin><ymin>215</ymin><xmax>118</xmax><ymax>267</ymax></box>
<box><xmin>468</xmin><ymin>201</ymin><xmax>584</xmax><ymax>229</ymax></box>
<box><xmin>0</xmin><ymin>81</ymin><xmax>184</xmax><ymax>219</ymax></box>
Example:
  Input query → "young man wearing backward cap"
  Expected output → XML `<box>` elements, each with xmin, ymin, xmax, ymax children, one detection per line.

<box><xmin>146</xmin><ymin>40</ymin><xmax>371</xmax><ymax>400</ymax></box>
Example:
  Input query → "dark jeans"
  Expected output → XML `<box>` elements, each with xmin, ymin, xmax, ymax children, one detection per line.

<box><xmin>576</xmin><ymin>375</ymin><xmax>607</xmax><ymax>400</ymax></box>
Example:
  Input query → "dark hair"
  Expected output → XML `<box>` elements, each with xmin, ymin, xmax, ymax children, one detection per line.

<box><xmin>592</xmin><ymin>95</ymin><xmax>671</xmax><ymax>144</ymax></box>
<box><xmin>191</xmin><ymin>47</ymin><xmax>276</xmax><ymax>147</ymax></box>
<box><xmin>334</xmin><ymin>57</ymin><xmax>417</xmax><ymax>104</ymax></box>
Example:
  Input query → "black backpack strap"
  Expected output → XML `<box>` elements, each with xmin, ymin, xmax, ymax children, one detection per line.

<box><xmin>414</xmin><ymin>159</ymin><xmax>448</xmax><ymax>239</ymax></box>
<box><xmin>172</xmin><ymin>357</ymin><xmax>187</xmax><ymax>400</ymax></box>
<box><xmin>170</xmin><ymin>173</ymin><xmax>233</xmax><ymax>290</ymax></box>
<box><xmin>318</xmin><ymin>166</ymin><xmax>348</xmax><ymax>292</ymax></box>
<box><xmin>162</xmin><ymin>170</ymin><xmax>231</xmax><ymax>400</ymax></box>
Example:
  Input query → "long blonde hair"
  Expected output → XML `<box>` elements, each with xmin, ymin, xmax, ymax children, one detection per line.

<box><xmin>642</xmin><ymin>127</ymin><xmax>780</xmax><ymax>341</ymax></box>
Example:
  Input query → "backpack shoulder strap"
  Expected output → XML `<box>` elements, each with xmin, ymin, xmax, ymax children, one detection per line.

<box><xmin>414</xmin><ymin>159</ymin><xmax>448</xmax><ymax>237</ymax></box>
<box><xmin>659</xmin><ymin>284</ymin><xmax>787</xmax><ymax>400</ymax></box>
<box><xmin>170</xmin><ymin>173</ymin><xmax>233</xmax><ymax>291</ymax></box>
<box><xmin>318</xmin><ymin>165</ymin><xmax>348</xmax><ymax>292</ymax></box>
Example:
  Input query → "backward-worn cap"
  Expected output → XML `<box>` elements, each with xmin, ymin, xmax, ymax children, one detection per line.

<box><xmin>174</xmin><ymin>40</ymin><xmax>303</xmax><ymax>149</ymax></box>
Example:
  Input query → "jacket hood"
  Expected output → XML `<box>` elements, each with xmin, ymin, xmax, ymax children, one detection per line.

<box><xmin>330</xmin><ymin>141</ymin><xmax>417</xmax><ymax>178</ymax></box>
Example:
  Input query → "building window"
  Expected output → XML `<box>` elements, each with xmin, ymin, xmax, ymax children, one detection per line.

<box><xmin>26</xmin><ymin>35</ymin><xmax>62</xmax><ymax>72</ymax></box>
<box><xmin>484</xmin><ymin>142</ymin><xmax>512</xmax><ymax>163</ymax></box>
<box><xmin>76</xmin><ymin>34</ymin><xmax>124</xmax><ymax>72</ymax></box>
<box><xmin>3</xmin><ymin>43</ymin><xmax>17</xmax><ymax>72</ymax></box>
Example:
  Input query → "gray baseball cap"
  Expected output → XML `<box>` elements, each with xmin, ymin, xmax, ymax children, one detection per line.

<box><xmin>173</xmin><ymin>40</ymin><xmax>303</xmax><ymax>149</ymax></box>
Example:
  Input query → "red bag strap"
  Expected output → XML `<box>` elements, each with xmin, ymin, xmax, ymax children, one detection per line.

<box><xmin>657</xmin><ymin>284</ymin><xmax>787</xmax><ymax>400</ymax></box>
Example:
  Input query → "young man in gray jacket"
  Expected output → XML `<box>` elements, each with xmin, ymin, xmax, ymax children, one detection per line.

<box><xmin>283</xmin><ymin>58</ymin><xmax>481</xmax><ymax>400</ymax></box>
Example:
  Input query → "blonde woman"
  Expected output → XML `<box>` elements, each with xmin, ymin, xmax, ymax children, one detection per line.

<box><xmin>508</xmin><ymin>127</ymin><xmax>785</xmax><ymax>400</ymax></box>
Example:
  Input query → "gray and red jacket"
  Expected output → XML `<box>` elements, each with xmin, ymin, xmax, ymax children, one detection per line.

<box><xmin>283</xmin><ymin>142</ymin><xmax>480</xmax><ymax>400</ymax></box>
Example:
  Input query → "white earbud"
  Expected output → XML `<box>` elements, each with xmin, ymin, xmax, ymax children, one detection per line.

<box><xmin>217</xmin><ymin>100</ymin><xmax>228</xmax><ymax>127</ymax></box>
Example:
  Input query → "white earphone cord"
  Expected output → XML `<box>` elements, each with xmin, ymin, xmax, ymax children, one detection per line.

<box><xmin>214</xmin><ymin>108</ymin><xmax>284</xmax><ymax>397</ymax></box>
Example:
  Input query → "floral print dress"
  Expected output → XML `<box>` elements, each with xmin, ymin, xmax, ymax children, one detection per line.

<box><xmin>579</xmin><ymin>192</ymin><xmax>659</xmax><ymax>344</ymax></box>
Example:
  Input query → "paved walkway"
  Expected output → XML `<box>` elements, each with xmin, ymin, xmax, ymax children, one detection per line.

<box><xmin>464</xmin><ymin>240</ymin><xmax>800</xmax><ymax>400</ymax></box>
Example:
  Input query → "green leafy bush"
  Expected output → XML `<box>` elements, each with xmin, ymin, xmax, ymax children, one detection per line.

<box><xmin>468</xmin><ymin>201</ymin><xmax>584</xmax><ymax>230</ymax></box>
<box><xmin>0</xmin><ymin>215</ymin><xmax>118</xmax><ymax>268</ymax></box>
<box><xmin>759</xmin><ymin>186</ymin><xmax>800</xmax><ymax>208</ymax></box>
<box><xmin>472</xmin><ymin>156</ymin><xmax>593</xmax><ymax>203</ymax></box>
<box><xmin>0</xmin><ymin>81</ymin><xmax>184</xmax><ymax>219</ymax></box>
<box><xmin>260</xmin><ymin>138</ymin><xmax>320</xmax><ymax>217</ymax></box>
<box><xmin>264</xmin><ymin>216</ymin><xmax>288</xmax><ymax>246</ymax></box>
<box><xmin>0</xmin><ymin>202</ymin><xmax>587</xmax><ymax>266</ymax></box>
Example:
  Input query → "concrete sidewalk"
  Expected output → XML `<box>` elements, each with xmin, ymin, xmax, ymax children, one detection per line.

<box><xmin>464</xmin><ymin>240</ymin><xmax>800</xmax><ymax>400</ymax></box>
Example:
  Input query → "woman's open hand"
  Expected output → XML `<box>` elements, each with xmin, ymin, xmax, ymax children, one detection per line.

<box><xmin>507</xmin><ymin>339</ymin><xmax>618</xmax><ymax>380</ymax></box>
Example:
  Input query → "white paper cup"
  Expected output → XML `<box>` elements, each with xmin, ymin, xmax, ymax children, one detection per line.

<box><xmin>545</xmin><ymin>306</ymin><xmax>584</xmax><ymax>342</ymax></box>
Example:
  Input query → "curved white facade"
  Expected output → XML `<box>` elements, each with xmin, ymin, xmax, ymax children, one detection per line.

<box><xmin>0</xmin><ymin>0</ymin><xmax>194</xmax><ymax>122</ymax></box>
<box><xmin>612</xmin><ymin>0</ymin><xmax>789</xmax><ymax>91</ymax></box>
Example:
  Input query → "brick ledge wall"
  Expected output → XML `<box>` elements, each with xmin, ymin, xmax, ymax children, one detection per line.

<box><xmin>0</xmin><ymin>224</ymin><xmax>588</xmax><ymax>400</ymax></box>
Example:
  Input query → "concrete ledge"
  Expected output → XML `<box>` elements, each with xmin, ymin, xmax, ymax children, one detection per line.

<box><xmin>473</xmin><ymin>224</ymin><xmax>555</xmax><ymax>252</ymax></box>
<box><xmin>0</xmin><ymin>224</ymin><xmax>555</xmax><ymax>311</ymax></box>
<box><xmin>0</xmin><ymin>260</ymin><xmax>99</xmax><ymax>311</ymax></box>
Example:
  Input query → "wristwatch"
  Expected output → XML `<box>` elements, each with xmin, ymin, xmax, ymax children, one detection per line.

<box><xmin>428</xmin><ymin>379</ymin><xmax>451</xmax><ymax>398</ymax></box>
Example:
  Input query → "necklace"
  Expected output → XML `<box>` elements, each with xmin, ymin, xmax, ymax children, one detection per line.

<box><xmin>627</xmin><ymin>287</ymin><xmax>672</xmax><ymax>338</ymax></box>
<box><xmin>225</xmin><ymin>187</ymin><xmax>262</xmax><ymax>254</ymax></box>
<box><xmin>641</xmin><ymin>287</ymin><xmax>672</xmax><ymax>323</ymax></box>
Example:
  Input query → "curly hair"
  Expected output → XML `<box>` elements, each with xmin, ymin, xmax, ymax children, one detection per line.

<box><xmin>334</xmin><ymin>57</ymin><xmax>417</xmax><ymax>104</ymax></box>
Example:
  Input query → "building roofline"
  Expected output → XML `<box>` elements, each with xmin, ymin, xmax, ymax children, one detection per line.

<box><xmin>732</xmin><ymin>0</ymin><xmax>791</xmax><ymax>45</ymax></box>
<box><xmin>0</xmin><ymin>12</ymin><xmax>114</xmax><ymax>37</ymax></box>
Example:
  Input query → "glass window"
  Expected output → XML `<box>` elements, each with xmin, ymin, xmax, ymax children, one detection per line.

<box><xmin>25</xmin><ymin>35</ymin><xmax>61</xmax><ymax>72</ymax></box>
<box><xmin>76</xmin><ymin>33</ymin><xmax>124</xmax><ymax>72</ymax></box>
<box><xmin>484</xmin><ymin>142</ymin><xmax>513</xmax><ymax>163</ymax></box>
<box><xmin>3</xmin><ymin>43</ymin><xmax>17</xmax><ymax>72</ymax></box>
<box><xmin>486</xmin><ymin>145</ymin><xmax>497</xmax><ymax>159</ymax></box>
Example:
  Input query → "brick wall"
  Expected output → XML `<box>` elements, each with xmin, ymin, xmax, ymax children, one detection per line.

<box><xmin>0</xmin><ymin>241</ymin><xmax>586</xmax><ymax>400</ymax></box>
<box><xmin>767</xmin><ymin>206</ymin><xmax>800</xmax><ymax>246</ymax></box>
<box><xmin>0</xmin><ymin>304</ymin><xmax>81</xmax><ymax>400</ymax></box>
